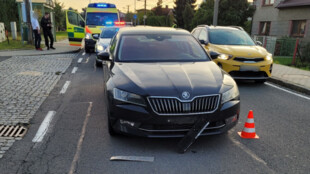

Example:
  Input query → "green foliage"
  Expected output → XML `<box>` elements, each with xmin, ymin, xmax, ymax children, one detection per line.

<box><xmin>192</xmin><ymin>0</ymin><xmax>255</xmax><ymax>30</ymax></box>
<box><xmin>174</xmin><ymin>0</ymin><xmax>196</xmax><ymax>29</ymax></box>
<box><xmin>183</xmin><ymin>3</ymin><xmax>194</xmax><ymax>31</ymax></box>
<box><xmin>0</xmin><ymin>0</ymin><xmax>19</xmax><ymax>31</ymax></box>
<box><xmin>53</xmin><ymin>0</ymin><xmax>66</xmax><ymax>31</ymax></box>
<box><xmin>154</xmin><ymin>0</ymin><xmax>163</xmax><ymax>16</ymax></box>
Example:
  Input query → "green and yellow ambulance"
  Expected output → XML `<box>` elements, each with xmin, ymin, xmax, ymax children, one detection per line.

<box><xmin>66</xmin><ymin>3</ymin><xmax>119</xmax><ymax>52</ymax></box>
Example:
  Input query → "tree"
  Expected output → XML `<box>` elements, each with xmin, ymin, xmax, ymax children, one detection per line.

<box><xmin>154</xmin><ymin>0</ymin><xmax>163</xmax><ymax>16</ymax></box>
<box><xmin>53</xmin><ymin>0</ymin><xmax>66</xmax><ymax>31</ymax></box>
<box><xmin>191</xmin><ymin>0</ymin><xmax>255</xmax><ymax>32</ymax></box>
<box><xmin>183</xmin><ymin>3</ymin><xmax>194</xmax><ymax>31</ymax></box>
<box><xmin>174</xmin><ymin>0</ymin><xmax>196</xmax><ymax>28</ymax></box>
<box><xmin>0</xmin><ymin>0</ymin><xmax>19</xmax><ymax>31</ymax></box>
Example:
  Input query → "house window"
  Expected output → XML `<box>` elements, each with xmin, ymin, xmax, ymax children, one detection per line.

<box><xmin>263</xmin><ymin>0</ymin><xmax>274</xmax><ymax>5</ymax></box>
<box><xmin>291</xmin><ymin>20</ymin><xmax>307</xmax><ymax>37</ymax></box>
<box><xmin>259</xmin><ymin>21</ymin><xmax>271</xmax><ymax>35</ymax></box>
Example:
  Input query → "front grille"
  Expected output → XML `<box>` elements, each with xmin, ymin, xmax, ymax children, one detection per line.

<box><xmin>234</xmin><ymin>57</ymin><xmax>265</xmax><ymax>63</ymax></box>
<box><xmin>148</xmin><ymin>95</ymin><xmax>220</xmax><ymax>115</ymax></box>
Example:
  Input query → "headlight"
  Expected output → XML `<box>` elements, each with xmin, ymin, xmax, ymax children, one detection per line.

<box><xmin>113</xmin><ymin>88</ymin><xmax>146</xmax><ymax>106</ymax></box>
<box><xmin>221</xmin><ymin>75</ymin><xmax>239</xmax><ymax>104</ymax></box>
<box><xmin>85</xmin><ymin>33</ymin><xmax>92</xmax><ymax>39</ymax></box>
<box><xmin>97</xmin><ymin>45</ymin><xmax>104</xmax><ymax>51</ymax></box>
<box><xmin>218</xmin><ymin>54</ymin><xmax>233</xmax><ymax>60</ymax></box>
<box><xmin>266</xmin><ymin>54</ymin><xmax>273</xmax><ymax>61</ymax></box>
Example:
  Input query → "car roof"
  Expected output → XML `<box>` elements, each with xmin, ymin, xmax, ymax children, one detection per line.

<box><xmin>118</xmin><ymin>26</ymin><xmax>191</xmax><ymax>35</ymax></box>
<box><xmin>195</xmin><ymin>25</ymin><xmax>244</xmax><ymax>31</ymax></box>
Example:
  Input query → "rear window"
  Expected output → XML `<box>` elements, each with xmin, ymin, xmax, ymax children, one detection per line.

<box><xmin>100</xmin><ymin>28</ymin><xmax>119</xmax><ymax>38</ymax></box>
<box><xmin>117</xmin><ymin>34</ymin><xmax>209</xmax><ymax>62</ymax></box>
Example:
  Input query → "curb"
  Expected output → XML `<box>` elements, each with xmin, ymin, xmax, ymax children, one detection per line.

<box><xmin>268</xmin><ymin>77</ymin><xmax>310</xmax><ymax>95</ymax></box>
<box><xmin>0</xmin><ymin>49</ymin><xmax>81</xmax><ymax>58</ymax></box>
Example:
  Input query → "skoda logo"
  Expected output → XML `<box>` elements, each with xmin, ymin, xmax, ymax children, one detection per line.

<box><xmin>182</xmin><ymin>91</ymin><xmax>190</xmax><ymax>100</ymax></box>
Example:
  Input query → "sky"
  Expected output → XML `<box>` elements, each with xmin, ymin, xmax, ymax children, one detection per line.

<box><xmin>57</xmin><ymin>0</ymin><xmax>205</xmax><ymax>12</ymax></box>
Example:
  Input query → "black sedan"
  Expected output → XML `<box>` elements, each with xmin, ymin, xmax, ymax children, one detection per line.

<box><xmin>98</xmin><ymin>27</ymin><xmax>240</xmax><ymax>138</ymax></box>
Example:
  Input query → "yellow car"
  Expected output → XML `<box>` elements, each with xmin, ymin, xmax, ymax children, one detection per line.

<box><xmin>191</xmin><ymin>25</ymin><xmax>273</xmax><ymax>83</ymax></box>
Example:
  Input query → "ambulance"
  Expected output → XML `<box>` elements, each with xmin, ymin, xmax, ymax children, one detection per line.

<box><xmin>66</xmin><ymin>3</ymin><xmax>120</xmax><ymax>52</ymax></box>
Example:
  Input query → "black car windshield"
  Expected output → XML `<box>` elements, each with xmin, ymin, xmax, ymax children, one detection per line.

<box><xmin>100</xmin><ymin>28</ymin><xmax>119</xmax><ymax>38</ymax></box>
<box><xmin>117</xmin><ymin>35</ymin><xmax>209</xmax><ymax>62</ymax></box>
<box><xmin>86</xmin><ymin>13</ymin><xmax>118</xmax><ymax>26</ymax></box>
<box><xmin>208</xmin><ymin>29</ymin><xmax>256</xmax><ymax>46</ymax></box>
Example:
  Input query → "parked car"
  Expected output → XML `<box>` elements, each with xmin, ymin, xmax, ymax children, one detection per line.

<box><xmin>192</xmin><ymin>25</ymin><xmax>273</xmax><ymax>83</ymax></box>
<box><xmin>95</xmin><ymin>27</ymin><xmax>121</xmax><ymax>66</ymax></box>
<box><xmin>98</xmin><ymin>27</ymin><xmax>240</xmax><ymax>137</ymax></box>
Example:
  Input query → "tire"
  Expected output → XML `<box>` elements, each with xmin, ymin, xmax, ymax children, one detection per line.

<box><xmin>96</xmin><ymin>59</ymin><xmax>102</xmax><ymax>67</ymax></box>
<box><xmin>104</xmin><ymin>87</ymin><xmax>117</xmax><ymax>136</ymax></box>
<box><xmin>108</xmin><ymin>116</ymin><xmax>117</xmax><ymax>136</ymax></box>
<box><xmin>255</xmin><ymin>79</ymin><xmax>267</xmax><ymax>84</ymax></box>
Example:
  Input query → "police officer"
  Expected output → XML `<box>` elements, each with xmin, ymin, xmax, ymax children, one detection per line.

<box><xmin>41</xmin><ymin>12</ymin><xmax>55</xmax><ymax>50</ymax></box>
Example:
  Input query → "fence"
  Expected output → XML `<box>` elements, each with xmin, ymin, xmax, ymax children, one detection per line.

<box><xmin>253</xmin><ymin>35</ymin><xmax>310</xmax><ymax>69</ymax></box>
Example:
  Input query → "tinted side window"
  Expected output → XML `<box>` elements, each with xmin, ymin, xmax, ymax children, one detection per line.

<box><xmin>68</xmin><ymin>11</ymin><xmax>84</xmax><ymax>27</ymax></box>
<box><xmin>192</xmin><ymin>29</ymin><xmax>201</xmax><ymax>39</ymax></box>
<box><xmin>198</xmin><ymin>29</ymin><xmax>207</xmax><ymax>41</ymax></box>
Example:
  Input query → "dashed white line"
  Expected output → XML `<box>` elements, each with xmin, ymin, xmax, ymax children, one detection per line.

<box><xmin>60</xmin><ymin>81</ymin><xmax>71</xmax><ymax>94</ymax></box>
<box><xmin>265</xmin><ymin>82</ymin><xmax>310</xmax><ymax>100</ymax></box>
<box><xmin>78</xmin><ymin>58</ymin><xmax>83</xmax><ymax>63</ymax></box>
<box><xmin>69</xmin><ymin>102</ymin><xmax>93</xmax><ymax>174</ymax></box>
<box><xmin>71</xmin><ymin>67</ymin><xmax>78</xmax><ymax>74</ymax></box>
<box><xmin>82</xmin><ymin>52</ymin><xmax>86</xmax><ymax>56</ymax></box>
<box><xmin>32</xmin><ymin>111</ymin><xmax>56</xmax><ymax>143</ymax></box>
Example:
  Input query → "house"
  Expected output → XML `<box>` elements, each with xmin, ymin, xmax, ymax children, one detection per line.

<box><xmin>251</xmin><ymin>0</ymin><xmax>310</xmax><ymax>41</ymax></box>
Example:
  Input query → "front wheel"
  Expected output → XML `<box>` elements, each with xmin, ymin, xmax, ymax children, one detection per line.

<box><xmin>95</xmin><ymin>60</ymin><xmax>102</xmax><ymax>67</ymax></box>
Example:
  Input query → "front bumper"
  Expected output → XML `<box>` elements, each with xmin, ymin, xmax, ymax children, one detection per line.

<box><xmin>109</xmin><ymin>100</ymin><xmax>240</xmax><ymax>138</ymax></box>
<box><xmin>215</xmin><ymin>59</ymin><xmax>273</xmax><ymax>80</ymax></box>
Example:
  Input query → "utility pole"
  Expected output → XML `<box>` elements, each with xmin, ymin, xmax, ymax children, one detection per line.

<box><xmin>127</xmin><ymin>5</ymin><xmax>130</xmax><ymax>14</ymax></box>
<box><xmin>144</xmin><ymin>0</ymin><xmax>146</xmax><ymax>25</ymax></box>
<box><xmin>213</xmin><ymin>0</ymin><xmax>220</xmax><ymax>26</ymax></box>
<box><xmin>24</xmin><ymin>0</ymin><xmax>33</xmax><ymax>44</ymax></box>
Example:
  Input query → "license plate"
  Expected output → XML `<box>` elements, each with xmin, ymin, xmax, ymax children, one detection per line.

<box><xmin>240</xmin><ymin>65</ymin><xmax>260</xmax><ymax>72</ymax></box>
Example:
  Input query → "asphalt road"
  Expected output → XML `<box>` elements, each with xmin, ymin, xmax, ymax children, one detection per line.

<box><xmin>0</xmin><ymin>51</ymin><xmax>309</xmax><ymax>174</ymax></box>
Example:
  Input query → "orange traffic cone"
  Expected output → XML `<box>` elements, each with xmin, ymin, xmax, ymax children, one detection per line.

<box><xmin>238</xmin><ymin>110</ymin><xmax>259</xmax><ymax>139</ymax></box>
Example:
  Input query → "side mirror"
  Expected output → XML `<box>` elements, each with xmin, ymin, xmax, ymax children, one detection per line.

<box><xmin>199</xmin><ymin>40</ymin><xmax>208</xmax><ymax>45</ymax></box>
<box><xmin>93</xmin><ymin>34</ymin><xmax>99</xmax><ymax>40</ymax></box>
<box><xmin>97</xmin><ymin>52</ymin><xmax>110</xmax><ymax>61</ymax></box>
<box><xmin>256</xmin><ymin>41</ymin><xmax>263</xmax><ymax>46</ymax></box>
<box><xmin>209</xmin><ymin>51</ymin><xmax>219</xmax><ymax>59</ymax></box>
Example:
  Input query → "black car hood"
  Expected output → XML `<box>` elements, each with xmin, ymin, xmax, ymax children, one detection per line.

<box><xmin>112</xmin><ymin>61</ymin><xmax>224</xmax><ymax>99</ymax></box>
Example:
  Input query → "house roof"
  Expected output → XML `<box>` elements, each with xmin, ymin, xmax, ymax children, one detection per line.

<box><xmin>276</xmin><ymin>0</ymin><xmax>310</xmax><ymax>9</ymax></box>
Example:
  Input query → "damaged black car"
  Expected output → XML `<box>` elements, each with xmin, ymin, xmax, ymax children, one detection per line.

<box><xmin>98</xmin><ymin>27</ymin><xmax>240</xmax><ymax>138</ymax></box>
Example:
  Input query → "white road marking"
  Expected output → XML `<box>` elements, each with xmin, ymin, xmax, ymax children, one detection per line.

<box><xmin>78</xmin><ymin>58</ymin><xmax>83</xmax><ymax>63</ymax></box>
<box><xmin>69</xmin><ymin>102</ymin><xmax>93</xmax><ymax>174</ymax></box>
<box><xmin>71</xmin><ymin>67</ymin><xmax>78</xmax><ymax>74</ymax></box>
<box><xmin>32</xmin><ymin>111</ymin><xmax>56</xmax><ymax>143</ymax></box>
<box><xmin>82</xmin><ymin>52</ymin><xmax>86</xmax><ymax>56</ymax></box>
<box><xmin>85</xmin><ymin>57</ymin><xmax>90</xmax><ymax>63</ymax></box>
<box><xmin>265</xmin><ymin>82</ymin><xmax>310</xmax><ymax>101</ymax></box>
<box><xmin>60</xmin><ymin>81</ymin><xmax>71</xmax><ymax>94</ymax></box>
<box><xmin>229</xmin><ymin>137</ymin><xmax>276</xmax><ymax>173</ymax></box>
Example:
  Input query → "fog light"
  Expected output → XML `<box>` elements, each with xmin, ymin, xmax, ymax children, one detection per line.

<box><xmin>225</xmin><ymin>114</ymin><xmax>238</xmax><ymax>124</ymax></box>
<box><xmin>120</xmin><ymin>119</ymin><xmax>135</xmax><ymax>127</ymax></box>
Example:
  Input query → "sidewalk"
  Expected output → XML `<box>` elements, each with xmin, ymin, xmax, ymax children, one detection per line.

<box><xmin>270</xmin><ymin>64</ymin><xmax>310</xmax><ymax>94</ymax></box>
<box><xmin>0</xmin><ymin>40</ymin><xmax>80</xmax><ymax>57</ymax></box>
